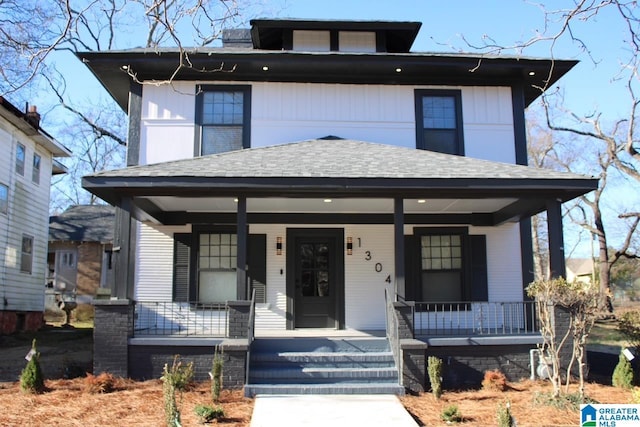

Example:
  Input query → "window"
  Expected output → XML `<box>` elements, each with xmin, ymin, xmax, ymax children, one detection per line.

<box><xmin>415</xmin><ymin>90</ymin><xmax>464</xmax><ymax>155</ymax></box>
<box><xmin>16</xmin><ymin>143</ymin><xmax>25</xmax><ymax>175</ymax></box>
<box><xmin>196</xmin><ymin>86</ymin><xmax>251</xmax><ymax>156</ymax></box>
<box><xmin>0</xmin><ymin>183</ymin><xmax>7</xmax><ymax>214</ymax></box>
<box><xmin>197</xmin><ymin>233</ymin><xmax>237</xmax><ymax>303</ymax></box>
<box><xmin>20</xmin><ymin>235</ymin><xmax>34</xmax><ymax>274</ymax></box>
<box><xmin>420</xmin><ymin>234</ymin><xmax>464</xmax><ymax>302</ymax></box>
<box><xmin>32</xmin><ymin>153</ymin><xmax>41</xmax><ymax>184</ymax></box>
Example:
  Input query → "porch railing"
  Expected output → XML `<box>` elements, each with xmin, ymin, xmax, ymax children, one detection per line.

<box><xmin>384</xmin><ymin>290</ymin><xmax>402</xmax><ymax>375</ymax></box>
<box><xmin>134</xmin><ymin>301</ymin><xmax>228</xmax><ymax>337</ymax></box>
<box><xmin>413</xmin><ymin>301</ymin><xmax>538</xmax><ymax>337</ymax></box>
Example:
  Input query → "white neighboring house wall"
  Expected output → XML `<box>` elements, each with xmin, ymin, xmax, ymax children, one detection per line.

<box><xmin>139</xmin><ymin>82</ymin><xmax>515</xmax><ymax>165</ymax></box>
<box><xmin>0</xmin><ymin>110</ymin><xmax>69</xmax><ymax>315</ymax></box>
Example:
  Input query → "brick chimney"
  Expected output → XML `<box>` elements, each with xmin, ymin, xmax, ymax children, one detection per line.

<box><xmin>25</xmin><ymin>105</ymin><xmax>41</xmax><ymax>129</ymax></box>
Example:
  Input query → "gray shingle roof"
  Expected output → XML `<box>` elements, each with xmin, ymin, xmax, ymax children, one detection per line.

<box><xmin>89</xmin><ymin>138</ymin><xmax>591</xmax><ymax>181</ymax></box>
<box><xmin>49</xmin><ymin>205</ymin><xmax>115</xmax><ymax>243</ymax></box>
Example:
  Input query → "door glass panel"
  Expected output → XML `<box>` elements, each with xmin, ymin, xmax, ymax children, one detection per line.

<box><xmin>299</xmin><ymin>242</ymin><xmax>330</xmax><ymax>298</ymax></box>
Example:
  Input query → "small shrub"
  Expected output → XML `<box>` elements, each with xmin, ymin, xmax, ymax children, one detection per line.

<box><xmin>482</xmin><ymin>369</ymin><xmax>507</xmax><ymax>392</ymax></box>
<box><xmin>496</xmin><ymin>400</ymin><xmax>513</xmax><ymax>427</ymax></box>
<box><xmin>194</xmin><ymin>404</ymin><xmax>225</xmax><ymax>423</ymax></box>
<box><xmin>20</xmin><ymin>339</ymin><xmax>44</xmax><ymax>394</ymax></box>
<box><xmin>211</xmin><ymin>346</ymin><xmax>224</xmax><ymax>402</ymax></box>
<box><xmin>612</xmin><ymin>351</ymin><xmax>634</xmax><ymax>389</ymax></box>
<box><xmin>533</xmin><ymin>391</ymin><xmax>598</xmax><ymax>410</ymax></box>
<box><xmin>84</xmin><ymin>372</ymin><xmax>115</xmax><ymax>394</ymax></box>
<box><xmin>632</xmin><ymin>387</ymin><xmax>640</xmax><ymax>404</ymax></box>
<box><xmin>441</xmin><ymin>404</ymin><xmax>462</xmax><ymax>423</ymax></box>
<box><xmin>161</xmin><ymin>355</ymin><xmax>194</xmax><ymax>427</ymax></box>
<box><xmin>427</xmin><ymin>356</ymin><xmax>443</xmax><ymax>399</ymax></box>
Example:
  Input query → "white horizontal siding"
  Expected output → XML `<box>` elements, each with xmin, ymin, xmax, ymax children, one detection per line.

<box><xmin>135</xmin><ymin>224</ymin><xmax>176</xmax><ymax>301</ymax></box>
<box><xmin>0</xmin><ymin>119</ymin><xmax>55</xmax><ymax>312</ymax></box>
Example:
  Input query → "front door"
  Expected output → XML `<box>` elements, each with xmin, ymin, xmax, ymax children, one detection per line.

<box><xmin>288</xmin><ymin>229</ymin><xmax>344</xmax><ymax>329</ymax></box>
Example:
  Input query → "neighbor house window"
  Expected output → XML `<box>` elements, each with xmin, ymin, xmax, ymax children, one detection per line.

<box><xmin>20</xmin><ymin>234</ymin><xmax>34</xmax><ymax>274</ymax></box>
<box><xmin>196</xmin><ymin>86</ymin><xmax>251</xmax><ymax>156</ymax></box>
<box><xmin>197</xmin><ymin>233</ymin><xmax>237</xmax><ymax>303</ymax></box>
<box><xmin>16</xmin><ymin>143</ymin><xmax>25</xmax><ymax>175</ymax></box>
<box><xmin>415</xmin><ymin>90</ymin><xmax>464</xmax><ymax>155</ymax></box>
<box><xmin>0</xmin><ymin>183</ymin><xmax>8</xmax><ymax>214</ymax></box>
<box><xmin>32</xmin><ymin>153</ymin><xmax>41</xmax><ymax>184</ymax></box>
<box><xmin>420</xmin><ymin>233</ymin><xmax>464</xmax><ymax>302</ymax></box>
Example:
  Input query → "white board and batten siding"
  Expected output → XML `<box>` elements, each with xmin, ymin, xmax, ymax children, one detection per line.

<box><xmin>139</xmin><ymin>82</ymin><xmax>516</xmax><ymax>165</ymax></box>
<box><xmin>0</xmin><ymin>122</ymin><xmax>55</xmax><ymax>312</ymax></box>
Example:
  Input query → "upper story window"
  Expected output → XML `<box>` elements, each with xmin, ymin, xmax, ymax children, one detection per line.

<box><xmin>338</xmin><ymin>31</ymin><xmax>376</xmax><ymax>52</ymax></box>
<box><xmin>415</xmin><ymin>90</ymin><xmax>464</xmax><ymax>155</ymax></box>
<box><xmin>195</xmin><ymin>85</ymin><xmax>251</xmax><ymax>156</ymax></box>
<box><xmin>293</xmin><ymin>30</ymin><xmax>330</xmax><ymax>51</ymax></box>
<box><xmin>0</xmin><ymin>183</ymin><xmax>8</xmax><ymax>214</ymax></box>
<box><xmin>16</xmin><ymin>143</ymin><xmax>25</xmax><ymax>175</ymax></box>
<box><xmin>32</xmin><ymin>153</ymin><xmax>41</xmax><ymax>184</ymax></box>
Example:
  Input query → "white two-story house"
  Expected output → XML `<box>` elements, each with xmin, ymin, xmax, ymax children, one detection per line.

<box><xmin>79</xmin><ymin>19</ymin><xmax>596</xmax><ymax>394</ymax></box>
<box><xmin>0</xmin><ymin>97</ymin><xmax>71</xmax><ymax>334</ymax></box>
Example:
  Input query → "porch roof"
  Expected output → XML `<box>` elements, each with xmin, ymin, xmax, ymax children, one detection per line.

<box><xmin>82</xmin><ymin>138</ymin><xmax>596</xmax><ymax>226</ymax></box>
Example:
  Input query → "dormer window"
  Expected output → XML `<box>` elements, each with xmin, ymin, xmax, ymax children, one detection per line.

<box><xmin>338</xmin><ymin>32</ymin><xmax>376</xmax><ymax>53</ymax></box>
<box><xmin>293</xmin><ymin>30</ymin><xmax>330</xmax><ymax>51</ymax></box>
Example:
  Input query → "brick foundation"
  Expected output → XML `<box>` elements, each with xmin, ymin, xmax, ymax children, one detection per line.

<box><xmin>0</xmin><ymin>311</ymin><xmax>44</xmax><ymax>334</ymax></box>
<box><xmin>93</xmin><ymin>299</ymin><xmax>133</xmax><ymax>377</ymax></box>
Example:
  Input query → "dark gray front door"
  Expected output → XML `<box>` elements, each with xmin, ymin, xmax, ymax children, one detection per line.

<box><xmin>289</xmin><ymin>229</ymin><xmax>343</xmax><ymax>329</ymax></box>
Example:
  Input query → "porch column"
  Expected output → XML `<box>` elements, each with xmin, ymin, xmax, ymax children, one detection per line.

<box><xmin>546</xmin><ymin>199</ymin><xmax>566</xmax><ymax>279</ymax></box>
<box><xmin>111</xmin><ymin>197</ymin><xmax>136</xmax><ymax>300</ymax></box>
<box><xmin>236</xmin><ymin>196</ymin><xmax>247</xmax><ymax>300</ymax></box>
<box><xmin>394</xmin><ymin>197</ymin><xmax>406</xmax><ymax>299</ymax></box>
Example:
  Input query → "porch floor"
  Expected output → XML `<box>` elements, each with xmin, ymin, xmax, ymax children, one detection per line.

<box><xmin>254</xmin><ymin>329</ymin><xmax>386</xmax><ymax>338</ymax></box>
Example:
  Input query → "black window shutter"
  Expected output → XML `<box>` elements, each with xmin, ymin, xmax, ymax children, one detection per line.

<box><xmin>404</xmin><ymin>235</ymin><xmax>417</xmax><ymax>301</ymax></box>
<box><xmin>173</xmin><ymin>233</ymin><xmax>192</xmax><ymax>302</ymax></box>
<box><xmin>469</xmin><ymin>235</ymin><xmax>488</xmax><ymax>302</ymax></box>
<box><xmin>248</xmin><ymin>234</ymin><xmax>267</xmax><ymax>303</ymax></box>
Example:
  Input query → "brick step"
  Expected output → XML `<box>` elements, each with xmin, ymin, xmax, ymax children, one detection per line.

<box><xmin>249</xmin><ymin>366</ymin><xmax>399</xmax><ymax>383</ymax></box>
<box><xmin>250</xmin><ymin>351</ymin><xmax>395</xmax><ymax>368</ymax></box>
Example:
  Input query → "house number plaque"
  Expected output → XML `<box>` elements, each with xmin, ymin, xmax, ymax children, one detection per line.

<box><xmin>361</xmin><ymin>242</ymin><xmax>392</xmax><ymax>283</ymax></box>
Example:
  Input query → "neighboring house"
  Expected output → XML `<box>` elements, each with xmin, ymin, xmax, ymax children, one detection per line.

<box><xmin>566</xmin><ymin>258</ymin><xmax>595</xmax><ymax>284</ymax></box>
<box><xmin>78</xmin><ymin>19</ymin><xmax>597</xmax><ymax>393</ymax></box>
<box><xmin>48</xmin><ymin>205</ymin><xmax>115</xmax><ymax>304</ymax></box>
<box><xmin>0</xmin><ymin>97</ymin><xmax>71</xmax><ymax>334</ymax></box>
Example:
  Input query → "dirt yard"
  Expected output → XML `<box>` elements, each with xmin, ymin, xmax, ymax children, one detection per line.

<box><xmin>0</xmin><ymin>324</ymin><xmax>636</xmax><ymax>426</ymax></box>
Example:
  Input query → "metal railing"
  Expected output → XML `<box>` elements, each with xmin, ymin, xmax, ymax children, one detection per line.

<box><xmin>245</xmin><ymin>289</ymin><xmax>256</xmax><ymax>385</ymax></box>
<box><xmin>384</xmin><ymin>289</ymin><xmax>402</xmax><ymax>379</ymax></box>
<box><xmin>134</xmin><ymin>301</ymin><xmax>228</xmax><ymax>337</ymax></box>
<box><xmin>413</xmin><ymin>300</ymin><xmax>538</xmax><ymax>337</ymax></box>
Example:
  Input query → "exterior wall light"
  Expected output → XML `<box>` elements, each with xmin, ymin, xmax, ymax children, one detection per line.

<box><xmin>276</xmin><ymin>236</ymin><xmax>282</xmax><ymax>255</ymax></box>
<box><xmin>346</xmin><ymin>236</ymin><xmax>353</xmax><ymax>255</ymax></box>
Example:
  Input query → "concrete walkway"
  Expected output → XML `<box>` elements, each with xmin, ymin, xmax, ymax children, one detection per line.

<box><xmin>250</xmin><ymin>394</ymin><xmax>418</xmax><ymax>427</ymax></box>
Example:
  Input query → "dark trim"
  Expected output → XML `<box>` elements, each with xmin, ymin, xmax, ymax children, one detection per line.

<box><xmin>286</xmin><ymin>228</ymin><xmax>345</xmax><ymax>330</ymax></box>
<box><xmin>414</xmin><ymin>89</ymin><xmax>464</xmax><ymax>155</ymax></box>
<box><xmin>546</xmin><ymin>199</ymin><xmax>566</xmax><ymax>278</ymax></box>
<box><xmin>76</xmin><ymin>50</ymin><xmax>578</xmax><ymax>112</ymax></box>
<box><xmin>511</xmin><ymin>83</ymin><xmax>528</xmax><ymax>166</ymax></box>
<box><xmin>126</xmin><ymin>82</ymin><xmax>142</xmax><ymax>166</ymax></box>
<box><xmin>236</xmin><ymin>197</ymin><xmax>247</xmax><ymax>299</ymax></box>
<box><xmin>155</xmin><ymin>212</ymin><xmax>495</xmax><ymax>226</ymax></box>
<box><xmin>492</xmin><ymin>199</ymin><xmax>548</xmax><ymax>225</ymax></box>
<box><xmin>394</xmin><ymin>198</ymin><xmax>406</xmax><ymax>299</ymax></box>
<box><xmin>194</xmin><ymin>84</ymin><xmax>252</xmax><ymax>156</ymax></box>
<box><xmin>519</xmin><ymin>218</ymin><xmax>534</xmax><ymax>300</ymax></box>
<box><xmin>330</xmin><ymin>31</ymin><xmax>339</xmax><ymax>51</ymax></box>
<box><xmin>112</xmin><ymin>199</ymin><xmax>135</xmax><ymax>300</ymax></box>
<box><xmin>376</xmin><ymin>31</ymin><xmax>386</xmax><ymax>53</ymax></box>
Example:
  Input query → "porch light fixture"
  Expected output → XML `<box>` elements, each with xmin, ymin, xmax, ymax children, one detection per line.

<box><xmin>528</xmin><ymin>71</ymin><xmax>536</xmax><ymax>76</ymax></box>
<box><xmin>262</xmin><ymin>65</ymin><xmax>269</xmax><ymax>71</ymax></box>
<box><xmin>395</xmin><ymin>67</ymin><xmax>402</xmax><ymax>73</ymax></box>
<box><xmin>324</xmin><ymin>199</ymin><xmax>332</xmax><ymax>203</ymax></box>
<box><xmin>276</xmin><ymin>236</ymin><xmax>282</xmax><ymax>255</ymax></box>
<box><xmin>347</xmin><ymin>237</ymin><xmax>353</xmax><ymax>255</ymax></box>
<box><xmin>417</xmin><ymin>199</ymin><xmax>426</xmax><ymax>204</ymax></box>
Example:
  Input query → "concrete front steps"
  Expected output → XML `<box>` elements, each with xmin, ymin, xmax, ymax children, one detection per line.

<box><xmin>244</xmin><ymin>337</ymin><xmax>404</xmax><ymax>396</ymax></box>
